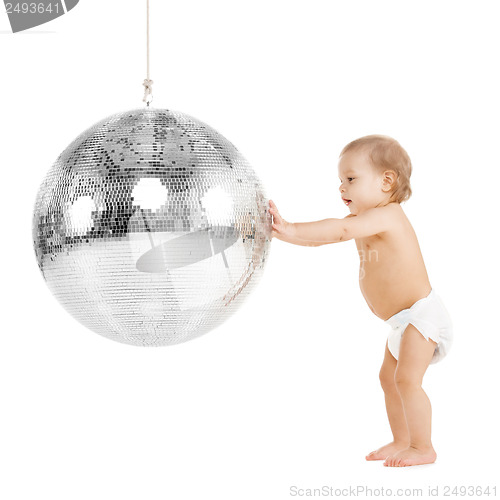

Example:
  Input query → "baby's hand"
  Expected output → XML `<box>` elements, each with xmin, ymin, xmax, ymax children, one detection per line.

<box><xmin>268</xmin><ymin>200</ymin><xmax>293</xmax><ymax>239</ymax></box>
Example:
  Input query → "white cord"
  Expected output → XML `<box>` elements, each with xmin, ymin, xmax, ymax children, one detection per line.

<box><xmin>142</xmin><ymin>0</ymin><xmax>153</xmax><ymax>106</ymax></box>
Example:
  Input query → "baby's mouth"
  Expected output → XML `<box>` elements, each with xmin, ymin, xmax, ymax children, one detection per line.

<box><xmin>344</xmin><ymin>199</ymin><xmax>352</xmax><ymax>206</ymax></box>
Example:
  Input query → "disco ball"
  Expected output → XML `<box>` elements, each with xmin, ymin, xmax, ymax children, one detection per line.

<box><xmin>32</xmin><ymin>108</ymin><xmax>272</xmax><ymax>346</ymax></box>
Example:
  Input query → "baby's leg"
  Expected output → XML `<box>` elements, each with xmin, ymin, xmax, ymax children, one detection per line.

<box><xmin>384</xmin><ymin>323</ymin><xmax>437</xmax><ymax>467</ymax></box>
<box><xmin>366</xmin><ymin>341</ymin><xmax>410</xmax><ymax>461</ymax></box>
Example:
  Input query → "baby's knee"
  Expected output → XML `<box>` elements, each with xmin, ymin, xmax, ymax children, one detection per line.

<box><xmin>394</xmin><ymin>370</ymin><xmax>422</xmax><ymax>392</ymax></box>
<box><xmin>379</xmin><ymin>367</ymin><xmax>397</xmax><ymax>391</ymax></box>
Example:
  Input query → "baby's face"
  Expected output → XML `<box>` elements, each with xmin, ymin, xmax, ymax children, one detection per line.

<box><xmin>338</xmin><ymin>150</ymin><xmax>392</xmax><ymax>215</ymax></box>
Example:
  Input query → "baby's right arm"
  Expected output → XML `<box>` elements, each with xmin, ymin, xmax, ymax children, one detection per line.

<box><xmin>269</xmin><ymin>199</ymin><xmax>392</xmax><ymax>245</ymax></box>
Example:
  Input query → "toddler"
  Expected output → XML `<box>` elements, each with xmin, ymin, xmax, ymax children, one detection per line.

<box><xmin>268</xmin><ymin>135</ymin><xmax>453</xmax><ymax>467</ymax></box>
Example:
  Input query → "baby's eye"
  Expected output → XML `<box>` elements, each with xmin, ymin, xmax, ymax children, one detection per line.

<box><xmin>348</xmin><ymin>177</ymin><xmax>354</xmax><ymax>182</ymax></box>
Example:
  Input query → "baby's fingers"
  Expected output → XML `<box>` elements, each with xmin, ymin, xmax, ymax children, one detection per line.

<box><xmin>269</xmin><ymin>199</ymin><xmax>280</xmax><ymax>213</ymax></box>
<box><xmin>270</xmin><ymin>211</ymin><xmax>282</xmax><ymax>227</ymax></box>
<box><xmin>269</xmin><ymin>202</ymin><xmax>281</xmax><ymax>218</ymax></box>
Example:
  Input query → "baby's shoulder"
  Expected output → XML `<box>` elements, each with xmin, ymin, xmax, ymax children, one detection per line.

<box><xmin>345</xmin><ymin>202</ymin><xmax>403</xmax><ymax>222</ymax></box>
<box><xmin>366</xmin><ymin>203</ymin><xmax>407</xmax><ymax>237</ymax></box>
<box><xmin>383</xmin><ymin>201</ymin><xmax>402</xmax><ymax>215</ymax></box>
<box><xmin>380</xmin><ymin>202</ymin><xmax>406</xmax><ymax>227</ymax></box>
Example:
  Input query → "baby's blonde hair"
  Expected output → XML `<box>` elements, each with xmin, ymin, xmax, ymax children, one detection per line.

<box><xmin>340</xmin><ymin>134</ymin><xmax>412</xmax><ymax>203</ymax></box>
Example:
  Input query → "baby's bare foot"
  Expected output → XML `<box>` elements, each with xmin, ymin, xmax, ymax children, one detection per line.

<box><xmin>383</xmin><ymin>446</ymin><xmax>437</xmax><ymax>467</ymax></box>
<box><xmin>366</xmin><ymin>442</ymin><xmax>409</xmax><ymax>461</ymax></box>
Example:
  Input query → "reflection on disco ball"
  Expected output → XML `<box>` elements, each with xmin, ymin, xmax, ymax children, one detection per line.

<box><xmin>32</xmin><ymin>108</ymin><xmax>272</xmax><ymax>346</ymax></box>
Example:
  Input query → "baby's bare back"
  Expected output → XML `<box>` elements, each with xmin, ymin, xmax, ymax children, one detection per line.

<box><xmin>355</xmin><ymin>203</ymin><xmax>431</xmax><ymax>320</ymax></box>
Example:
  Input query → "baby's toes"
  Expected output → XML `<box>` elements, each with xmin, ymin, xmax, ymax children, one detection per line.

<box><xmin>384</xmin><ymin>455</ymin><xmax>398</xmax><ymax>467</ymax></box>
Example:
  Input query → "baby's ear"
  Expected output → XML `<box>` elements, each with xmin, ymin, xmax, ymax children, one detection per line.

<box><xmin>382</xmin><ymin>170</ymin><xmax>398</xmax><ymax>191</ymax></box>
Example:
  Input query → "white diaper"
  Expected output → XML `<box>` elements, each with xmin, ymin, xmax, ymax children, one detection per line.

<box><xmin>385</xmin><ymin>288</ymin><xmax>453</xmax><ymax>364</ymax></box>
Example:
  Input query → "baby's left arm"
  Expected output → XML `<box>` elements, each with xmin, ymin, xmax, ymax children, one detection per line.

<box><xmin>269</xmin><ymin>200</ymin><xmax>394</xmax><ymax>245</ymax></box>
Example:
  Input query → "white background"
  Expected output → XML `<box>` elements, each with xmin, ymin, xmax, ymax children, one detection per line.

<box><xmin>1</xmin><ymin>1</ymin><xmax>499</xmax><ymax>499</ymax></box>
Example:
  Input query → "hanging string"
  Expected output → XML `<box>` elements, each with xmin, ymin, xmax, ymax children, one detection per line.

<box><xmin>142</xmin><ymin>0</ymin><xmax>153</xmax><ymax>106</ymax></box>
